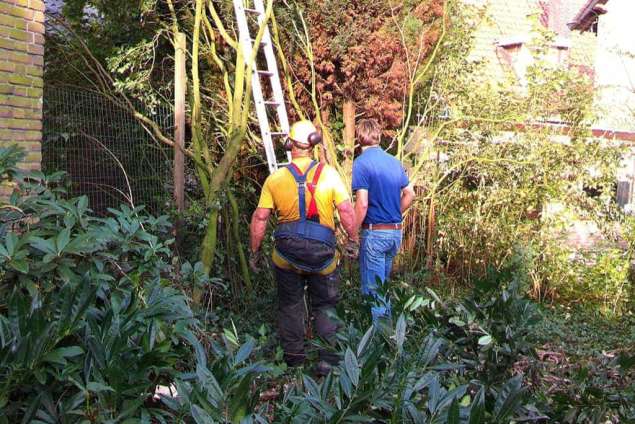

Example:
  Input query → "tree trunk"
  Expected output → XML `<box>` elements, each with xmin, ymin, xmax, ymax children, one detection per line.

<box><xmin>200</xmin><ymin>129</ymin><xmax>246</xmax><ymax>273</ymax></box>
<box><xmin>228</xmin><ymin>188</ymin><xmax>252</xmax><ymax>294</ymax></box>
<box><xmin>197</xmin><ymin>208</ymin><xmax>218</xmax><ymax>303</ymax></box>
<box><xmin>342</xmin><ymin>99</ymin><xmax>356</xmax><ymax>185</ymax></box>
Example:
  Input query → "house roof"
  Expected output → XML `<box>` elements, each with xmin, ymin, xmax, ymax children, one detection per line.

<box><xmin>568</xmin><ymin>0</ymin><xmax>609</xmax><ymax>31</ymax></box>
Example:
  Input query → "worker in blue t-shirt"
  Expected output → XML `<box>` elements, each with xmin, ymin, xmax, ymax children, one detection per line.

<box><xmin>351</xmin><ymin>119</ymin><xmax>415</xmax><ymax>321</ymax></box>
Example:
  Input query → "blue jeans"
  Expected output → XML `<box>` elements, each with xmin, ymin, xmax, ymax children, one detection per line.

<box><xmin>360</xmin><ymin>229</ymin><xmax>402</xmax><ymax>320</ymax></box>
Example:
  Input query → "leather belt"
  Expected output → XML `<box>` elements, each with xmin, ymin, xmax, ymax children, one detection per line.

<box><xmin>362</xmin><ymin>223</ymin><xmax>402</xmax><ymax>230</ymax></box>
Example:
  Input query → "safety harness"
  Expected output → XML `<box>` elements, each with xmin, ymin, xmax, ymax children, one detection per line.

<box><xmin>273</xmin><ymin>161</ymin><xmax>337</xmax><ymax>272</ymax></box>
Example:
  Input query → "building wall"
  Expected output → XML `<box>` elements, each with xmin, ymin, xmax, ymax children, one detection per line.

<box><xmin>464</xmin><ymin>0</ymin><xmax>634</xmax><ymax>133</ymax></box>
<box><xmin>466</xmin><ymin>0</ymin><xmax>596</xmax><ymax>84</ymax></box>
<box><xmin>0</xmin><ymin>0</ymin><xmax>45</xmax><ymax>170</ymax></box>
<box><xmin>593</xmin><ymin>0</ymin><xmax>635</xmax><ymax>132</ymax></box>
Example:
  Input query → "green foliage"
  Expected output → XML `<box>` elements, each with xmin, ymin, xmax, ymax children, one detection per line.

<box><xmin>402</xmin><ymin>4</ymin><xmax>627</xmax><ymax>315</ymax></box>
<box><xmin>161</xmin><ymin>330</ymin><xmax>275</xmax><ymax>423</ymax></box>
<box><xmin>276</xmin><ymin>321</ymin><xmax>531</xmax><ymax>423</ymax></box>
<box><xmin>578</xmin><ymin>249</ymin><xmax>630</xmax><ymax>315</ymax></box>
<box><xmin>0</xmin><ymin>148</ymin><xmax>206</xmax><ymax>422</ymax></box>
<box><xmin>427</xmin><ymin>267</ymin><xmax>540</xmax><ymax>385</ymax></box>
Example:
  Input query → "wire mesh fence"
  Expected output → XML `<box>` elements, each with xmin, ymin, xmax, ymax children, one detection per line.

<box><xmin>42</xmin><ymin>86</ymin><xmax>173</xmax><ymax>215</ymax></box>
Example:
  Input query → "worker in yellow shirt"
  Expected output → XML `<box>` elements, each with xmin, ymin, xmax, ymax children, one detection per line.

<box><xmin>249</xmin><ymin>120</ymin><xmax>357</xmax><ymax>373</ymax></box>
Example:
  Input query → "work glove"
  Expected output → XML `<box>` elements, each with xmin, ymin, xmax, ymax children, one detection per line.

<box><xmin>343</xmin><ymin>239</ymin><xmax>359</xmax><ymax>260</ymax></box>
<box><xmin>249</xmin><ymin>250</ymin><xmax>263</xmax><ymax>273</ymax></box>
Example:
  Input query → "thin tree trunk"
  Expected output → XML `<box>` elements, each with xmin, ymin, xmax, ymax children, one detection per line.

<box><xmin>197</xmin><ymin>208</ymin><xmax>218</xmax><ymax>303</ymax></box>
<box><xmin>228</xmin><ymin>188</ymin><xmax>252</xmax><ymax>294</ymax></box>
<box><xmin>200</xmin><ymin>129</ymin><xmax>246</xmax><ymax>273</ymax></box>
<box><xmin>343</xmin><ymin>99</ymin><xmax>356</xmax><ymax>186</ymax></box>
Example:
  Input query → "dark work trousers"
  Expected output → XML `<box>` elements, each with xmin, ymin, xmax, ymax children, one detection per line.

<box><xmin>274</xmin><ymin>266</ymin><xmax>341</xmax><ymax>367</ymax></box>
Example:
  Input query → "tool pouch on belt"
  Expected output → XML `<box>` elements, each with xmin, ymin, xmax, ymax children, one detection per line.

<box><xmin>274</xmin><ymin>161</ymin><xmax>336</xmax><ymax>273</ymax></box>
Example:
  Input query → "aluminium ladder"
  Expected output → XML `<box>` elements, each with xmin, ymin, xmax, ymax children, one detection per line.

<box><xmin>233</xmin><ymin>0</ymin><xmax>292</xmax><ymax>174</ymax></box>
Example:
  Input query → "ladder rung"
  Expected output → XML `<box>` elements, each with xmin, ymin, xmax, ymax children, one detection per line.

<box><xmin>244</xmin><ymin>8</ymin><xmax>260</xmax><ymax>14</ymax></box>
<box><xmin>257</xmin><ymin>70</ymin><xmax>274</xmax><ymax>77</ymax></box>
<box><xmin>269</xmin><ymin>131</ymin><xmax>287</xmax><ymax>137</ymax></box>
<box><xmin>264</xmin><ymin>100</ymin><xmax>280</xmax><ymax>106</ymax></box>
<box><xmin>250</xmin><ymin>39</ymin><xmax>268</xmax><ymax>46</ymax></box>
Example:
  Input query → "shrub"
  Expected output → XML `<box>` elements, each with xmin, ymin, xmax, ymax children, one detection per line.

<box><xmin>0</xmin><ymin>146</ymin><xmax>206</xmax><ymax>422</ymax></box>
<box><xmin>0</xmin><ymin>146</ymin><xmax>547</xmax><ymax>422</ymax></box>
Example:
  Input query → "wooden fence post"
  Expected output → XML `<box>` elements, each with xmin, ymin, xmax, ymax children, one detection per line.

<box><xmin>174</xmin><ymin>32</ymin><xmax>186</xmax><ymax>212</ymax></box>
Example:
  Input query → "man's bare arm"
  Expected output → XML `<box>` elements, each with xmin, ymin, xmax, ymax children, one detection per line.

<box><xmin>249</xmin><ymin>207</ymin><xmax>271</xmax><ymax>252</ymax></box>
<box><xmin>336</xmin><ymin>200</ymin><xmax>357</xmax><ymax>241</ymax></box>
<box><xmin>353</xmin><ymin>189</ymin><xmax>369</xmax><ymax>238</ymax></box>
<box><xmin>401</xmin><ymin>185</ymin><xmax>415</xmax><ymax>214</ymax></box>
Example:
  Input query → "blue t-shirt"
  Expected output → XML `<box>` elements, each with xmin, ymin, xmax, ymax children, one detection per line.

<box><xmin>352</xmin><ymin>147</ymin><xmax>409</xmax><ymax>225</ymax></box>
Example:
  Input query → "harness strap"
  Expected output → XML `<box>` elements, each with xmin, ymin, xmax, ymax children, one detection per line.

<box><xmin>286</xmin><ymin>161</ymin><xmax>318</xmax><ymax>220</ymax></box>
<box><xmin>306</xmin><ymin>163</ymin><xmax>324</xmax><ymax>220</ymax></box>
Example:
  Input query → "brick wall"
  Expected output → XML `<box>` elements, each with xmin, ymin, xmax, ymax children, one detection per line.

<box><xmin>0</xmin><ymin>0</ymin><xmax>45</xmax><ymax>170</ymax></box>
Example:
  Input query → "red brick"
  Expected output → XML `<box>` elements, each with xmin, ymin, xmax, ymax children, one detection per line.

<box><xmin>25</xmin><ymin>152</ymin><xmax>42</xmax><ymax>164</ymax></box>
<box><xmin>23</xmin><ymin>162</ymin><xmax>41</xmax><ymax>171</ymax></box>
<box><xmin>0</xmin><ymin>3</ymin><xmax>33</xmax><ymax>20</ymax></box>
<box><xmin>32</xmin><ymin>32</ymin><xmax>44</xmax><ymax>45</ymax></box>
<box><xmin>12</xmin><ymin>86</ymin><xmax>27</xmax><ymax>96</ymax></box>
<box><xmin>6</xmin><ymin>117</ymin><xmax>41</xmax><ymax>130</ymax></box>
<box><xmin>0</xmin><ymin>12</ymin><xmax>26</xmax><ymax>28</ymax></box>
<box><xmin>7</xmin><ymin>51</ymin><xmax>30</xmax><ymax>64</ymax></box>
<box><xmin>12</xmin><ymin>86</ymin><xmax>42</xmax><ymax>100</ymax></box>
<box><xmin>0</xmin><ymin>108</ymin><xmax>11</xmax><ymax>118</ymax></box>
<box><xmin>32</xmin><ymin>10</ymin><xmax>44</xmax><ymax>23</ymax></box>
<box><xmin>26</xmin><ymin>42</ymin><xmax>43</xmax><ymax>55</ymax></box>
<box><xmin>0</xmin><ymin>84</ymin><xmax>14</xmax><ymax>95</ymax></box>
<box><xmin>4</xmin><ymin>0</ymin><xmax>29</xmax><ymax>7</ymax></box>
<box><xmin>0</xmin><ymin>37</ymin><xmax>28</xmax><ymax>52</ymax></box>
<box><xmin>26</xmin><ymin>86</ymin><xmax>41</xmax><ymax>98</ymax></box>
<box><xmin>26</xmin><ymin>21</ymin><xmax>44</xmax><ymax>34</ymax></box>
<box><xmin>7</xmin><ymin>27</ymin><xmax>29</xmax><ymax>42</ymax></box>
<box><xmin>0</xmin><ymin>94</ymin><xmax>41</xmax><ymax>109</ymax></box>
<box><xmin>8</xmin><ymin>74</ymin><xmax>34</xmax><ymax>86</ymax></box>
<box><xmin>0</xmin><ymin>129</ymin><xmax>41</xmax><ymax>141</ymax></box>
<box><xmin>28</xmin><ymin>0</ymin><xmax>45</xmax><ymax>12</ymax></box>
<box><xmin>22</xmin><ymin>64</ymin><xmax>42</xmax><ymax>77</ymax></box>
<box><xmin>30</xmin><ymin>54</ymin><xmax>43</xmax><ymax>66</ymax></box>
<box><xmin>0</xmin><ymin>61</ymin><xmax>15</xmax><ymax>72</ymax></box>
<box><xmin>8</xmin><ymin>107</ymin><xmax>40</xmax><ymax>119</ymax></box>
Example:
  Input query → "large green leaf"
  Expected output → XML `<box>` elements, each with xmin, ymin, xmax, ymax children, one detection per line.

<box><xmin>234</xmin><ymin>338</ymin><xmax>256</xmax><ymax>366</ymax></box>
<box><xmin>494</xmin><ymin>376</ymin><xmax>526</xmax><ymax>421</ymax></box>
<box><xmin>191</xmin><ymin>405</ymin><xmax>215</xmax><ymax>424</ymax></box>
<box><xmin>357</xmin><ymin>326</ymin><xmax>374</xmax><ymax>357</ymax></box>
<box><xmin>395</xmin><ymin>314</ymin><xmax>406</xmax><ymax>352</ymax></box>
<box><xmin>344</xmin><ymin>348</ymin><xmax>360</xmax><ymax>387</ymax></box>
<box><xmin>42</xmin><ymin>346</ymin><xmax>84</xmax><ymax>365</ymax></box>
<box><xmin>447</xmin><ymin>398</ymin><xmax>460</xmax><ymax>424</ymax></box>
<box><xmin>468</xmin><ymin>386</ymin><xmax>485</xmax><ymax>424</ymax></box>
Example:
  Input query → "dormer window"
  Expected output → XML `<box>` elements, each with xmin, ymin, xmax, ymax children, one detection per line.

<box><xmin>568</xmin><ymin>0</ymin><xmax>608</xmax><ymax>34</ymax></box>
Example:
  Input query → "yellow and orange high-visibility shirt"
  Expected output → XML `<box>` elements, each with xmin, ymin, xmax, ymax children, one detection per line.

<box><xmin>257</xmin><ymin>157</ymin><xmax>349</xmax><ymax>230</ymax></box>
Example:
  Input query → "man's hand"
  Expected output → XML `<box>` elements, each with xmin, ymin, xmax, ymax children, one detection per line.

<box><xmin>343</xmin><ymin>238</ymin><xmax>359</xmax><ymax>260</ymax></box>
<box><xmin>249</xmin><ymin>250</ymin><xmax>263</xmax><ymax>273</ymax></box>
<box><xmin>336</xmin><ymin>200</ymin><xmax>357</xmax><ymax>242</ymax></box>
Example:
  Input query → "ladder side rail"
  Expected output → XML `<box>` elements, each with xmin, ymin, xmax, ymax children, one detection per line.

<box><xmin>233</xmin><ymin>0</ymin><xmax>278</xmax><ymax>173</ymax></box>
<box><xmin>253</xmin><ymin>0</ymin><xmax>292</xmax><ymax>165</ymax></box>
